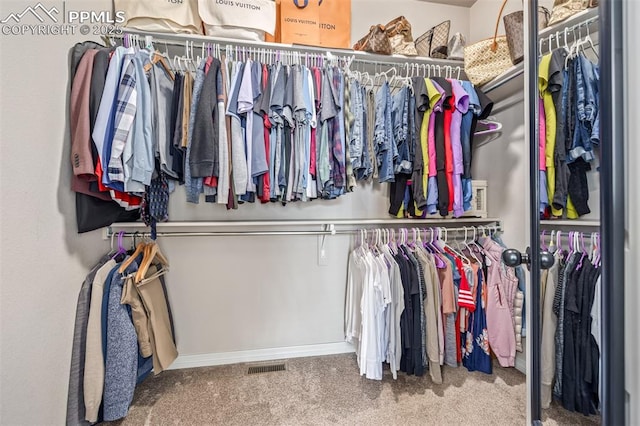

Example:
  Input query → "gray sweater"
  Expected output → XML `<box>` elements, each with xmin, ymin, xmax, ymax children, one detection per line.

<box><xmin>189</xmin><ymin>58</ymin><xmax>221</xmax><ymax>178</ymax></box>
<box><xmin>103</xmin><ymin>260</ymin><xmax>139</xmax><ymax>421</ymax></box>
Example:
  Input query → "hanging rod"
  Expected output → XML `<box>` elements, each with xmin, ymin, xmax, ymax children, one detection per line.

<box><xmin>540</xmin><ymin>219</ymin><xmax>600</xmax><ymax>228</ymax></box>
<box><xmin>540</xmin><ymin>230</ymin><xmax>600</xmax><ymax>238</ymax></box>
<box><xmin>538</xmin><ymin>15</ymin><xmax>599</xmax><ymax>57</ymax></box>
<box><xmin>105</xmin><ymin>225</ymin><xmax>502</xmax><ymax>239</ymax></box>
<box><xmin>104</xmin><ymin>218</ymin><xmax>502</xmax><ymax>239</ymax></box>
<box><xmin>113</xmin><ymin>29</ymin><xmax>465</xmax><ymax>69</ymax></box>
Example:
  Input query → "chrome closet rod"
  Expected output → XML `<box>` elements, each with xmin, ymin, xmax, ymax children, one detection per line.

<box><xmin>108</xmin><ymin>218</ymin><xmax>501</xmax><ymax>228</ymax></box>
<box><xmin>112</xmin><ymin>29</ymin><xmax>465</xmax><ymax>70</ymax></box>
<box><xmin>539</xmin><ymin>230</ymin><xmax>600</xmax><ymax>238</ymax></box>
<box><xmin>105</xmin><ymin>224</ymin><xmax>502</xmax><ymax>239</ymax></box>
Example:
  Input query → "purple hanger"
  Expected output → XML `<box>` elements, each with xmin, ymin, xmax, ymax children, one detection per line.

<box><xmin>576</xmin><ymin>232</ymin><xmax>587</xmax><ymax>270</ymax></box>
<box><xmin>111</xmin><ymin>231</ymin><xmax>127</xmax><ymax>260</ymax></box>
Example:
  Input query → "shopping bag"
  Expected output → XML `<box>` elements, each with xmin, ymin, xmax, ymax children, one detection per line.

<box><xmin>198</xmin><ymin>0</ymin><xmax>276</xmax><ymax>41</ymax></box>
<box><xmin>114</xmin><ymin>0</ymin><xmax>203</xmax><ymax>34</ymax></box>
<box><xmin>279</xmin><ymin>0</ymin><xmax>351</xmax><ymax>49</ymax></box>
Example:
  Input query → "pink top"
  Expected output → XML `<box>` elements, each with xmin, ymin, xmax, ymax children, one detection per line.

<box><xmin>428</xmin><ymin>83</ymin><xmax>445</xmax><ymax>178</ymax></box>
<box><xmin>539</xmin><ymin>99</ymin><xmax>546</xmax><ymax>171</ymax></box>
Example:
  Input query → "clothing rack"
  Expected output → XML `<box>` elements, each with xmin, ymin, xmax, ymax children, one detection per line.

<box><xmin>541</xmin><ymin>219</ymin><xmax>600</xmax><ymax>228</ymax></box>
<box><xmin>540</xmin><ymin>229</ymin><xmax>600</xmax><ymax>239</ymax></box>
<box><xmin>111</xmin><ymin>29</ymin><xmax>465</xmax><ymax>79</ymax></box>
<box><xmin>538</xmin><ymin>13</ymin><xmax>599</xmax><ymax>57</ymax></box>
<box><xmin>104</xmin><ymin>219</ymin><xmax>502</xmax><ymax>239</ymax></box>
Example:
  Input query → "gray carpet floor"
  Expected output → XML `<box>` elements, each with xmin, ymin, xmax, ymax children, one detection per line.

<box><xmin>105</xmin><ymin>353</ymin><xmax>600</xmax><ymax>425</ymax></box>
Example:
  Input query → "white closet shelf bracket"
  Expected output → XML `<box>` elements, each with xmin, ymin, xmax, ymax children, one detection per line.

<box><xmin>103</xmin><ymin>218</ymin><xmax>502</xmax><ymax>239</ymax></box>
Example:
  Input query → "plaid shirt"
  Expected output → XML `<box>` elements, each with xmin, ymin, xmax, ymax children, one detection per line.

<box><xmin>108</xmin><ymin>59</ymin><xmax>137</xmax><ymax>182</ymax></box>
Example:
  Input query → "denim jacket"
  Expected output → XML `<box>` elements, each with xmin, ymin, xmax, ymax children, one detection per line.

<box><xmin>375</xmin><ymin>82</ymin><xmax>396</xmax><ymax>183</ymax></box>
<box><xmin>568</xmin><ymin>56</ymin><xmax>598</xmax><ymax>163</ymax></box>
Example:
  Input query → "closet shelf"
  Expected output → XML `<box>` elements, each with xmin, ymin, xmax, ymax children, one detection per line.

<box><xmin>541</xmin><ymin>219</ymin><xmax>600</xmax><ymax>228</ymax></box>
<box><xmin>104</xmin><ymin>218</ymin><xmax>502</xmax><ymax>239</ymax></box>
<box><xmin>481</xmin><ymin>7</ymin><xmax>599</xmax><ymax>99</ymax></box>
<box><xmin>118</xmin><ymin>28</ymin><xmax>466</xmax><ymax>69</ymax></box>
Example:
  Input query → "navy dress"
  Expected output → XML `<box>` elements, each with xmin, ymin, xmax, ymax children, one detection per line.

<box><xmin>462</xmin><ymin>267</ymin><xmax>492</xmax><ymax>374</ymax></box>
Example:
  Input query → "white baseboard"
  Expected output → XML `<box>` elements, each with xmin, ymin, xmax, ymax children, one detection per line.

<box><xmin>169</xmin><ymin>342</ymin><xmax>356</xmax><ymax>370</ymax></box>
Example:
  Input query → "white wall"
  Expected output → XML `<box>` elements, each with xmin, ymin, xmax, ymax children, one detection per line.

<box><xmin>0</xmin><ymin>0</ymin><xmax>113</xmax><ymax>423</ymax></box>
<box><xmin>0</xmin><ymin>0</ymin><xmax>472</xmax><ymax>424</ymax></box>
<box><xmin>472</xmin><ymin>93</ymin><xmax>528</xmax><ymax>251</ymax></box>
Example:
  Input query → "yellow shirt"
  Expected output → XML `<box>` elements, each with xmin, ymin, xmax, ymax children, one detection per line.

<box><xmin>539</xmin><ymin>55</ymin><xmax>577</xmax><ymax>218</ymax></box>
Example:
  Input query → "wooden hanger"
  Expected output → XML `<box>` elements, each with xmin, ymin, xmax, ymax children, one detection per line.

<box><xmin>144</xmin><ymin>52</ymin><xmax>176</xmax><ymax>81</ymax></box>
<box><xmin>135</xmin><ymin>241</ymin><xmax>170</xmax><ymax>283</ymax></box>
<box><xmin>119</xmin><ymin>241</ymin><xmax>147</xmax><ymax>273</ymax></box>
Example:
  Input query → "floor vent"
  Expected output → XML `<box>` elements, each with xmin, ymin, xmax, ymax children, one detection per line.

<box><xmin>247</xmin><ymin>363</ymin><xmax>286</xmax><ymax>375</ymax></box>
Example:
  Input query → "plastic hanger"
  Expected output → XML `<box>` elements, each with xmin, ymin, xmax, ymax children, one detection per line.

<box><xmin>454</xmin><ymin>230</ymin><xmax>472</xmax><ymax>265</ymax></box>
<box><xmin>576</xmin><ymin>232</ymin><xmax>588</xmax><ymax>270</ymax></box>
<box><xmin>539</xmin><ymin>38</ymin><xmax>545</xmax><ymax>57</ymax></box>
<box><xmin>594</xmin><ymin>233</ymin><xmax>601</xmax><ymax>266</ymax></box>
<box><xmin>437</xmin><ymin>228</ymin><xmax>470</xmax><ymax>265</ymax></box>
<box><xmin>567</xmin><ymin>231</ymin><xmax>574</xmax><ymax>257</ymax></box>
<box><xmin>111</xmin><ymin>231</ymin><xmax>128</xmax><ymax>261</ymax></box>
<box><xmin>462</xmin><ymin>227</ymin><xmax>481</xmax><ymax>263</ymax></box>
<box><xmin>580</xmin><ymin>24</ymin><xmax>599</xmax><ymax>60</ymax></box>
<box><xmin>389</xmin><ymin>229</ymin><xmax>398</xmax><ymax>254</ymax></box>
<box><xmin>548</xmin><ymin>230</ymin><xmax>556</xmax><ymax>253</ymax></box>
<box><xmin>556</xmin><ymin>230</ymin><xmax>563</xmax><ymax>251</ymax></box>
<box><xmin>474</xmin><ymin>119</ymin><xmax>503</xmax><ymax>136</ymax></box>
<box><xmin>468</xmin><ymin>227</ymin><xmax>483</xmax><ymax>252</ymax></box>
<box><xmin>425</xmin><ymin>228</ymin><xmax>445</xmax><ymax>268</ymax></box>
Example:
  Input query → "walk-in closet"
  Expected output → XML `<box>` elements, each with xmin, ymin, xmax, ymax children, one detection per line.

<box><xmin>0</xmin><ymin>0</ymin><xmax>635</xmax><ymax>425</ymax></box>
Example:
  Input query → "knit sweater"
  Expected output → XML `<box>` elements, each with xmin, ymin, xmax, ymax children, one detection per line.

<box><xmin>103</xmin><ymin>260</ymin><xmax>139</xmax><ymax>421</ymax></box>
<box><xmin>189</xmin><ymin>57</ymin><xmax>221</xmax><ymax>178</ymax></box>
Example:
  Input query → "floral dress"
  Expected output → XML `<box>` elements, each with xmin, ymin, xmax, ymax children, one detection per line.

<box><xmin>462</xmin><ymin>267</ymin><xmax>492</xmax><ymax>374</ymax></box>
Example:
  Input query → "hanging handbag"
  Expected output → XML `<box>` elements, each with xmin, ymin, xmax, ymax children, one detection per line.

<box><xmin>198</xmin><ymin>0</ymin><xmax>276</xmax><ymax>41</ymax></box>
<box><xmin>503</xmin><ymin>6</ymin><xmax>550</xmax><ymax>65</ymax></box>
<box><xmin>463</xmin><ymin>0</ymin><xmax>513</xmax><ymax>86</ymax></box>
<box><xmin>354</xmin><ymin>24</ymin><xmax>392</xmax><ymax>55</ymax></box>
<box><xmin>548</xmin><ymin>0</ymin><xmax>589</xmax><ymax>25</ymax></box>
<box><xmin>447</xmin><ymin>33</ymin><xmax>466</xmax><ymax>60</ymax></box>
<box><xmin>114</xmin><ymin>0</ymin><xmax>203</xmax><ymax>34</ymax></box>
<box><xmin>384</xmin><ymin>16</ymin><xmax>418</xmax><ymax>56</ymax></box>
<box><xmin>415</xmin><ymin>20</ymin><xmax>450</xmax><ymax>58</ymax></box>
